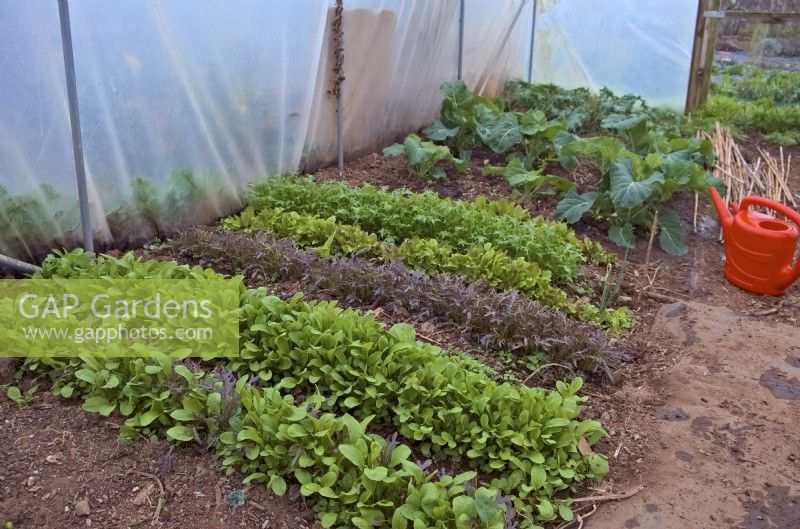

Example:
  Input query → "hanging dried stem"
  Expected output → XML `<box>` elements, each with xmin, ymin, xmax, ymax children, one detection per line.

<box><xmin>328</xmin><ymin>0</ymin><xmax>345</xmax><ymax>99</ymax></box>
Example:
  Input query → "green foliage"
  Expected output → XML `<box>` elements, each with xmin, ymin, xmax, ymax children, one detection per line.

<box><xmin>392</xmin><ymin>237</ymin><xmax>565</xmax><ymax>307</ymax></box>
<box><xmin>484</xmin><ymin>156</ymin><xmax>573</xmax><ymax>196</ymax></box>
<box><xmin>165</xmin><ymin>167</ymin><xmax>208</xmax><ymax>212</ymax></box>
<box><xmin>472</xmin><ymin>106</ymin><xmax>567</xmax><ymax>171</ymax></box>
<box><xmin>33</xmin><ymin>248</ymin><xmax>224</xmax><ymax>281</ymax></box>
<box><xmin>433</xmin><ymin>80</ymin><xmax>504</xmax><ymax>157</ymax></box>
<box><xmin>712</xmin><ymin>63</ymin><xmax>800</xmax><ymax>105</ymax></box>
<box><xmin>763</xmin><ymin>130</ymin><xmax>800</xmax><ymax>146</ymax></box>
<box><xmin>387</xmin><ymin>80</ymin><xmax>666</xmax><ymax>217</ymax></box>
<box><xmin>477</xmin><ymin>111</ymin><xmax>523</xmax><ymax>153</ymax></box>
<box><xmin>0</xmin><ymin>168</ymin><xmax>237</xmax><ymax>259</ymax></box>
<box><xmin>222</xmin><ymin>206</ymin><xmax>384</xmax><ymax>258</ymax></box>
<box><xmin>21</xmin><ymin>354</ymin><xmax>237</xmax><ymax>448</ymax></box>
<box><xmin>26</xmin><ymin>250</ymin><xmax>610</xmax><ymax>528</ymax></box>
<box><xmin>555</xmin><ymin>117</ymin><xmax>721</xmax><ymax>254</ymax></box>
<box><xmin>607</xmin><ymin>223</ymin><xmax>635</xmax><ymax>249</ymax></box>
<box><xmin>234</xmin><ymin>289</ymin><xmax>608</xmax><ymax>520</ymax></box>
<box><xmin>555</xmin><ymin>188</ymin><xmax>598</xmax><ymax>224</ymax></box>
<box><xmin>517</xmin><ymin>110</ymin><xmax>570</xmax><ymax>167</ymax></box>
<box><xmin>504</xmin><ymin>82</ymin><xmax>594</xmax><ymax>132</ymax></box>
<box><xmin>417</xmin><ymin>81</ymin><xmax>574</xmax><ymax>192</ymax></box>
<box><xmin>221</xmin><ymin>385</ymin><xmax>506</xmax><ymax>529</ymax></box>
<box><xmin>383</xmin><ymin>134</ymin><xmax>466</xmax><ymax>180</ymax></box>
<box><xmin>656</xmin><ymin>209</ymin><xmax>687</xmax><ymax>256</ymax></box>
<box><xmin>471</xmin><ymin>195</ymin><xmax>530</xmax><ymax>221</ymax></box>
<box><xmin>5</xmin><ymin>384</ymin><xmax>38</xmax><ymax>406</ymax></box>
<box><xmin>246</xmin><ymin>177</ymin><xmax>587</xmax><ymax>283</ymax></box>
<box><xmin>132</xmin><ymin>176</ymin><xmax>164</xmax><ymax>232</ymax></box>
<box><xmin>0</xmin><ymin>183</ymin><xmax>72</xmax><ymax>258</ymax></box>
<box><xmin>223</xmin><ymin>203</ymin><xmax>628</xmax><ymax>329</ymax></box>
<box><xmin>108</xmin><ymin>169</ymin><xmax>240</xmax><ymax>237</ymax></box>
<box><xmin>503</xmin><ymin>81</ymin><xmax>683</xmax><ymax>135</ymax></box>
<box><xmin>690</xmin><ymin>64</ymin><xmax>800</xmax><ymax>146</ymax></box>
<box><xmin>82</xmin><ymin>355</ymin><xmax>235</xmax><ymax>446</ymax></box>
<box><xmin>689</xmin><ymin>94</ymin><xmax>800</xmax><ymax>145</ymax></box>
<box><xmin>176</xmin><ymin>227</ymin><xmax>622</xmax><ymax>380</ymax></box>
<box><xmin>608</xmin><ymin>158</ymin><xmax>664</xmax><ymax>209</ymax></box>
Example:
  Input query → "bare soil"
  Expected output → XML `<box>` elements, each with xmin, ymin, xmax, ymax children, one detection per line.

<box><xmin>586</xmin><ymin>302</ymin><xmax>800</xmax><ymax>529</ymax></box>
<box><xmin>0</xmin><ymin>393</ymin><xmax>315</xmax><ymax>529</ymax></box>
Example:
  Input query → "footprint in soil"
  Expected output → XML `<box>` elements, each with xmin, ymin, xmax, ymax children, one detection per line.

<box><xmin>675</xmin><ymin>450</ymin><xmax>694</xmax><ymax>462</ymax></box>
<box><xmin>691</xmin><ymin>415</ymin><xmax>756</xmax><ymax>454</ymax></box>
<box><xmin>759</xmin><ymin>368</ymin><xmax>800</xmax><ymax>400</ymax></box>
<box><xmin>658</xmin><ymin>408</ymin><xmax>689</xmax><ymax>421</ymax></box>
<box><xmin>738</xmin><ymin>483</ymin><xmax>800</xmax><ymax>529</ymax></box>
<box><xmin>624</xmin><ymin>519</ymin><xmax>641</xmax><ymax>528</ymax></box>
<box><xmin>786</xmin><ymin>356</ymin><xmax>800</xmax><ymax>369</ymax></box>
<box><xmin>664</xmin><ymin>304</ymin><xmax>687</xmax><ymax>318</ymax></box>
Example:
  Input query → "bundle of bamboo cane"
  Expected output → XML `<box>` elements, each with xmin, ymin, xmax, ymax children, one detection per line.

<box><xmin>697</xmin><ymin>123</ymin><xmax>795</xmax><ymax>232</ymax></box>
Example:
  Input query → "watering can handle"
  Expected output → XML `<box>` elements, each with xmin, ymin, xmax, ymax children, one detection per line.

<box><xmin>740</xmin><ymin>195</ymin><xmax>800</xmax><ymax>275</ymax></box>
<box><xmin>739</xmin><ymin>196</ymin><xmax>800</xmax><ymax>228</ymax></box>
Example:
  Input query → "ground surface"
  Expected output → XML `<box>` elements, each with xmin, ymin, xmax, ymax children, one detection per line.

<box><xmin>0</xmin><ymin>393</ymin><xmax>315</xmax><ymax>529</ymax></box>
<box><xmin>2</xmin><ymin>137</ymin><xmax>800</xmax><ymax>528</ymax></box>
<box><xmin>587</xmin><ymin>302</ymin><xmax>800</xmax><ymax>529</ymax></box>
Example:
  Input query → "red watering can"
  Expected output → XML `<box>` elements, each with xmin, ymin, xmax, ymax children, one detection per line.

<box><xmin>709</xmin><ymin>187</ymin><xmax>800</xmax><ymax>296</ymax></box>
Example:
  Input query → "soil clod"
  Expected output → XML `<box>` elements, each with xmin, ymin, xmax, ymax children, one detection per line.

<box><xmin>75</xmin><ymin>499</ymin><xmax>91</xmax><ymax>517</ymax></box>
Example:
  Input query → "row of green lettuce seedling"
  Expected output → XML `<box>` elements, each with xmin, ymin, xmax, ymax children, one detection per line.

<box><xmin>35</xmin><ymin>351</ymin><xmax>510</xmax><ymax>529</ymax></box>
<box><xmin>224</xmin><ymin>190</ymin><xmax>629</xmax><ymax>329</ymax></box>
<box><xmin>245</xmin><ymin>177</ymin><xmax>599</xmax><ymax>283</ymax></box>
<box><xmin>22</xmin><ymin>249</ymin><xmax>608</xmax><ymax>528</ymax></box>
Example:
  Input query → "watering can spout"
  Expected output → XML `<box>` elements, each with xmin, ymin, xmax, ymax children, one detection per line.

<box><xmin>709</xmin><ymin>186</ymin><xmax>733</xmax><ymax>233</ymax></box>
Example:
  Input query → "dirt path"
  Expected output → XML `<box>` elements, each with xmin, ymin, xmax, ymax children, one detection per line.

<box><xmin>587</xmin><ymin>301</ymin><xmax>800</xmax><ymax>529</ymax></box>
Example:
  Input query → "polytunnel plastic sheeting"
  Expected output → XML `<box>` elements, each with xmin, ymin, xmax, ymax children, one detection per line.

<box><xmin>1</xmin><ymin>0</ymin><xmax>552</xmax><ymax>258</ymax></box>
<box><xmin>304</xmin><ymin>0</ymin><xmax>534</xmax><ymax>168</ymax></box>
<box><xmin>305</xmin><ymin>0</ymin><xmax>461</xmax><ymax>166</ymax></box>
<box><xmin>66</xmin><ymin>0</ymin><xmax>329</xmax><ymax>243</ymax></box>
<box><xmin>532</xmin><ymin>0</ymin><xmax>697</xmax><ymax>111</ymax></box>
<box><xmin>0</xmin><ymin>1</ymin><xmax>79</xmax><ymax>258</ymax></box>
<box><xmin>462</xmin><ymin>0</ymin><xmax>533</xmax><ymax>96</ymax></box>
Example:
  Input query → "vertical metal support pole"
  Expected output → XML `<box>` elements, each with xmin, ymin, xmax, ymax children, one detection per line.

<box><xmin>337</xmin><ymin>97</ymin><xmax>344</xmax><ymax>172</ymax></box>
<box><xmin>457</xmin><ymin>0</ymin><xmax>465</xmax><ymax>80</ymax></box>
<box><xmin>527</xmin><ymin>0</ymin><xmax>537</xmax><ymax>83</ymax></box>
<box><xmin>57</xmin><ymin>0</ymin><xmax>93</xmax><ymax>252</ymax></box>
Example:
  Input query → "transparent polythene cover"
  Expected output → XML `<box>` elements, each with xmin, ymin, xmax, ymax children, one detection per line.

<box><xmin>532</xmin><ymin>0</ymin><xmax>697</xmax><ymax>111</ymax></box>
<box><xmin>0</xmin><ymin>0</ymin><xmax>695</xmax><ymax>259</ymax></box>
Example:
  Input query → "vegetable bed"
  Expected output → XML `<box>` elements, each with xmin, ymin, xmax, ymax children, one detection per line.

<box><xmin>11</xmin><ymin>70</ymin><xmax>793</xmax><ymax>529</ymax></box>
<box><xmin>17</xmin><ymin>250</ymin><xmax>610</xmax><ymax>529</ymax></box>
